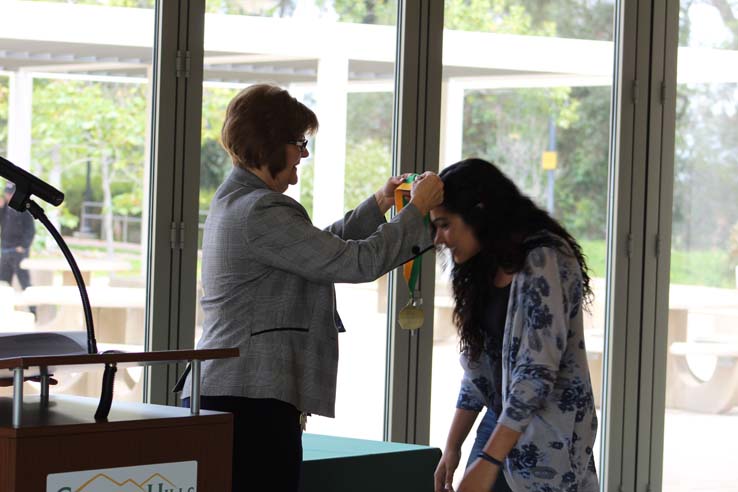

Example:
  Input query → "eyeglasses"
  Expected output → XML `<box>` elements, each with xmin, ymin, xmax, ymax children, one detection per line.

<box><xmin>288</xmin><ymin>139</ymin><xmax>309</xmax><ymax>152</ymax></box>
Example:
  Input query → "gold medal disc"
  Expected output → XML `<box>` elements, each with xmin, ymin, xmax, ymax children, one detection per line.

<box><xmin>398</xmin><ymin>302</ymin><xmax>425</xmax><ymax>330</ymax></box>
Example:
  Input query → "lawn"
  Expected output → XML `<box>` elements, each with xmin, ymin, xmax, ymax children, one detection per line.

<box><xmin>580</xmin><ymin>239</ymin><xmax>735</xmax><ymax>288</ymax></box>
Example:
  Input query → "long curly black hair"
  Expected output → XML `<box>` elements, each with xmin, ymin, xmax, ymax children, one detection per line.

<box><xmin>437</xmin><ymin>158</ymin><xmax>593</xmax><ymax>361</ymax></box>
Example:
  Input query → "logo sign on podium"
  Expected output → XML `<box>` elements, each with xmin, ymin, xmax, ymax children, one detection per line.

<box><xmin>47</xmin><ymin>461</ymin><xmax>197</xmax><ymax>492</ymax></box>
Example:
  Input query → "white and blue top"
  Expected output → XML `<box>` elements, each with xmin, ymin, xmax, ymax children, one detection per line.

<box><xmin>457</xmin><ymin>234</ymin><xmax>599</xmax><ymax>492</ymax></box>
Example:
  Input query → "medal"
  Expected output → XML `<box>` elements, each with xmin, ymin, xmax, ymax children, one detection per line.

<box><xmin>395</xmin><ymin>174</ymin><xmax>428</xmax><ymax>332</ymax></box>
<box><xmin>398</xmin><ymin>297</ymin><xmax>425</xmax><ymax>331</ymax></box>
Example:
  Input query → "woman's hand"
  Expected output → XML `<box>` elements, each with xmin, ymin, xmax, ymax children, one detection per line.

<box><xmin>410</xmin><ymin>171</ymin><xmax>444</xmax><ymax>215</ymax></box>
<box><xmin>434</xmin><ymin>447</ymin><xmax>462</xmax><ymax>492</ymax></box>
<box><xmin>374</xmin><ymin>173</ymin><xmax>410</xmax><ymax>214</ymax></box>
<box><xmin>456</xmin><ymin>458</ymin><xmax>499</xmax><ymax>492</ymax></box>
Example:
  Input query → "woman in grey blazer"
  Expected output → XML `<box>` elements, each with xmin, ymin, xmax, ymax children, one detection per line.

<box><xmin>182</xmin><ymin>83</ymin><xmax>443</xmax><ymax>492</ymax></box>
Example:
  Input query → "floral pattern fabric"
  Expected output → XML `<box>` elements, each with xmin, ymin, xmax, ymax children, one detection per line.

<box><xmin>456</xmin><ymin>238</ymin><xmax>599</xmax><ymax>491</ymax></box>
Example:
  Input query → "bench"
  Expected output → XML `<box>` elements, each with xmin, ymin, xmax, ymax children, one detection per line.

<box><xmin>19</xmin><ymin>257</ymin><xmax>132</xmax><ymax>286</ymax></box>
<box><xmin>580</xmin><ymin>329</ymin><xmax>738</xmax><ymax>414</ymax></box>
<box><xmin>13</xmin><ymin>285</ymin><xmax>145</xmax><ymax>345</ymax></box>
<box><xmin>666</xmin><ymin>339</ymin><xmax>738</xmax><ymax>414</ymax></box>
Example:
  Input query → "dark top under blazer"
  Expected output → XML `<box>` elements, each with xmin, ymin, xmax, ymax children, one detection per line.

<box><xmin>183</xmin><ymin>166</ymin><xmax>431</xmax><ymax>417</ymax></box>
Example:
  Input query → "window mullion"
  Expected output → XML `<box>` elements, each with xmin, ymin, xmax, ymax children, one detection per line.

<box><xmin>386</xmin><ymin>0</ymin><xmax>443</xmax><ymax>444</ymax></box>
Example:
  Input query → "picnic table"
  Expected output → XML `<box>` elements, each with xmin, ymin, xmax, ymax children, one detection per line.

<box><xmin>4</xmin><ymin>284</ymin><xmax>147</xmax><ymax>402</ymax></box>
<box><xmin>19</xmin><ymin>257</ymin><xmax>133</xmax><ymax>286</ymax></box>
<box><xmin>13</xmin><ymin>285</ymin><xmax>146</xmax><ymax>345</ymax></box>
<box><xmin>664</xmin><ymin>307</ymin><xmax>738</xmax><ymax>414</ymax></box>
<box><xmin>584</xmin><ymin>305</ymin><xmax>738</xmax><ymax>414</ymax></box>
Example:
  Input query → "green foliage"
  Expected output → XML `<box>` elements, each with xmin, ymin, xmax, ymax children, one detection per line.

<box><xmin>578</xmin><ymin>239</ymin><xmax>606</xmax><ymax>281</ymax></box>
<box><xmin>206</xmin><ymin>0</ymin><xmax>296</xmax><ymax>16</ymax></box>
<box><xmin>344</xmin><ymin>92</ymin><xmax>393</xmax><ymax>211</ymax></box>
<box><xmin>445</xmin><ymin>0</ymin><xmax>553</xmax><ymax>35</ymax></box>
<box><xmin>462</xmin><ymin>87</ymin><xmax>578</xmax><ymax>205</ymax></box>
<box><xmin>199</xmin><ymin>86</ymin><xmax>239</xmax><ymax>211</ymax></box>
<box><xmin>730</xmin><ymin>222</ymin><xmax>738</xmax><ymax>263</ymax></box>
<box><xmin>59</xmin><ymin>207</ymin><xmax>80</xmax><ymax>230</ymax></box>
<box><xmin>346</xmin><ymin>92</ymin><xmax>393</xmax><ymax>146</ymax></box>
<box><xmin>328</xmin><ymin>0</ymin><xmax>396</xmax><ymax>25</ymax></box>
<box><xmin>344</xmin><ymin>139</ymin><xmax>391</xmax><ymax>211</ymax></box>
<box><xmin>32</xmin><ymin>78</ymin><xmax>147</xmax><ymax>232</ymax></box>
<box><xmin>202</xmin><ymin>87</ymin><xmax>237</xmax><ymax>142</ymax></box>
<box><xmin>0</xmin><ymin>77</ymin><xmax>7</xmax><ymax>156</ymax></box>
<box><xmin>672</xmin><ymin>83</ymin><xmax>738</xmax><ymax>251</ymax></box>
<box><xmin>112</xmin><ymin>192</ymin><xmax>142</xmax><ymax>216</ymax></box>
<box><xmin>670</xmin><ymin>247</ymin><xmax>735</xmax><ymax>288</ymax></box>
<box><xmin>515</xmin><ymin>0</ymin><xmax>614</xmax><ymax>41</ymax></box>
<box><xmin>670</xmin><ymin>3</ymin><xmax>738</xmax><ymax>252</ymax></box>
<box><xmin>28</xmin><ymin>0</ymin><xmax>299</xmax><ymax>15</ymax></box>
<box><xmin>580</xmin><ymin>239</ymin><xmax>735</xmax><ymax>288</ymax></box>
<box><xmin>299</xmin><ymin>159</ymin><xmax>315</xmax><ymax>217</ymax></box>
<box><xmin>555</xmin><ymin>86</ymin><xmax>610</xmax><ymax>240</ymax></box>
<box><xmin>200</xmin><ymin>139</ymin><xmax>231</xmax><ymax>209</ymax></box>
<box><xmin>292</xmin><ymin>90</ymin><xmax>393</xmax><ymax>218</ymax></box>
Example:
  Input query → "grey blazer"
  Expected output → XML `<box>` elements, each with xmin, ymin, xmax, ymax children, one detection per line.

<box><xmin>183</xmin><ymin>166</ymin><xmax>430</xmax><ymax>417</ymax></box>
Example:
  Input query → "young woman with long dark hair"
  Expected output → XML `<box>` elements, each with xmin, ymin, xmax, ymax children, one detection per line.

<box><xmin>432</xmin><ymin>158</ymin><xmax>598</xmax><ymax>492</ymax></box>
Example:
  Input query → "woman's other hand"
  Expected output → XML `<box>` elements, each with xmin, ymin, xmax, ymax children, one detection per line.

<box><xmin>434</xmin><ymin>448</ymin><xmax>462</xmax><ymax>492</ymax></box>
<box><xmin>410</xmin><ymin>171</ymin><xmax>444</xmax><ymax>215</ymax></box>
<box><xmin>374</xmin><ymin>173</ymin><xmax>410</xmax><ymax>214</ymax></box>
<box><xmin>456</xmin><ymin>458</ymin><xmax>498</xmax><ymax>492</ymax></box>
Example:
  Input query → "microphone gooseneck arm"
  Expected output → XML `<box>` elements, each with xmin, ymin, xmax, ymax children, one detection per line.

<box><xmin>25</xmin><ymin>200</ymin><xmax>98</xmax><ymax>355</ymax></box>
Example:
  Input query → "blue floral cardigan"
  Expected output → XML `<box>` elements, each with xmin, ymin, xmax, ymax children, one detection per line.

<box><xmin>457</xmin><ymin>240</ymin><xmax>599</xmax><ymax>492</ymax></box>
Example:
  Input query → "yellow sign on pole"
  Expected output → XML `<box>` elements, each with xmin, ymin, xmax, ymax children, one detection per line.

<box><xmin>542</xmin><ymin>151</ymin><xmax>558</xmax><ymax>170</ymax></box>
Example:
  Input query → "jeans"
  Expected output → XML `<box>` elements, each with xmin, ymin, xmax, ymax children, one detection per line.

<box><xmin>467</xmin><ymin>408</ymin><xmax>513</xmax><ymax>492</ymax></box>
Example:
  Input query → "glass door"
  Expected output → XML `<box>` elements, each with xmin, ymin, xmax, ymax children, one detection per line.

<box><xmin>429</xmin><ymin>0</ymin><xmax>617</xmax><ymax>487</ymax></box>
<box><xmin>0</xmin><ymin>0</ymin><xmax>156</xmax><ymax>402</ymax></box>
<box><xmin>196</xmin><ymin>0</ymin><xmax>399</xmax><ymax>439</ymax></box>
<box><xmin>661</xmin><ymin>2</ymin><xmax>738</xmax><ymax>489</ymax></box>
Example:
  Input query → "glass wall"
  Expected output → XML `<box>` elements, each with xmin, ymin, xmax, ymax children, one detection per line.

<box><xmin>196</xmin><ymin>0</ymin><xmax>398</xmax><ymax>440</ymax></box>
<box><xmin>6</xmin><ymin>2</ymin><xmax>735</xmax><ymax>488</ymax></box>
<box><xmin>0</xmin><ymin>0</ymin><xmax>155</xmax><ymax>402</ymax></box>
<box><xmin>662</xmin><ymin>1</ymin><xmax>738</xmax><ymax>490</ymax></box>
<box><xmin>429</xmin><ymin>0</ymin><xmax>616</xmax><ymax>487</ymax></box>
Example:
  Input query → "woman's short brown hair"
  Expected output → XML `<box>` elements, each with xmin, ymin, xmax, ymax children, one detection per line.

<box><xmin>220</xmin><ymin>84</ymin><xmax>318</xmax><ymax>176</ymax></box>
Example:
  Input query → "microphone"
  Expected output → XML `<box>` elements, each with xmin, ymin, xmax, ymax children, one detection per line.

<box><xmin>0</xmin><ymin>155</ymin><xmax>64</xmax><ymax>209</ymax></box>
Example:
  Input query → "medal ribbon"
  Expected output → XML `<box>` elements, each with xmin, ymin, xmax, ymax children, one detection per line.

<box><xmin>394</xmin><ymin>173</ymin><xmax>425</xmax><ymax>296</ymax></box>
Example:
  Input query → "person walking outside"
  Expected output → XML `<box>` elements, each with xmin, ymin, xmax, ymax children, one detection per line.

<box><xmin>0</xmin><ymin>182</ymin><xmax>36</xmax><ymax>294</ymax></box>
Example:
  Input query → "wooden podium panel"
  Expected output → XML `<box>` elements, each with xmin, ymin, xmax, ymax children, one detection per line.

<box><xmin>301</xmin><ymin>434</ymin><xmax>441</xmax><ymax>492</ymax></box>
<box><xmin>0</xmin><ymin>395</ymin><xmax>232</xmax><ymax>492</ymax></box>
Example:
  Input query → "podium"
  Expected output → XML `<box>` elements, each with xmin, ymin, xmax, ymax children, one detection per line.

<box><xmin>0</xmin><ymin>348</ymin><xmax>237</xmax><ymax>492</ymax></box>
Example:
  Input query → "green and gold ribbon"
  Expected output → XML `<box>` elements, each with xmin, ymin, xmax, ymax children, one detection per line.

<box><xmin>394</xmin><ymin>173</ymin><xmax>427</xmax><ymax>331</ymax></box>
<box><xmin>394</xmin><ymin>174</ymin><xmax>422</xmax><ymax>296</ymax></box>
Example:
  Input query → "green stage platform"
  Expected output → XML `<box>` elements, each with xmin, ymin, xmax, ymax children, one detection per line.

<box><xmin>301</xmin><ymin>434</ymin><xmax>441</xmax><ymax>492</ymax></box>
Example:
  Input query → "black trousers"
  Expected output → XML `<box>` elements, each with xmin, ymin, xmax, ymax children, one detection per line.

<box><xmin>0</xmin><ymin>250</ymin><xmax>30</xmax><ymax>289</ymax></box>
<box><xmin>183</xmin><ymin>395</ymin><xmax>302</xmax><ymax>492</ymax></box>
